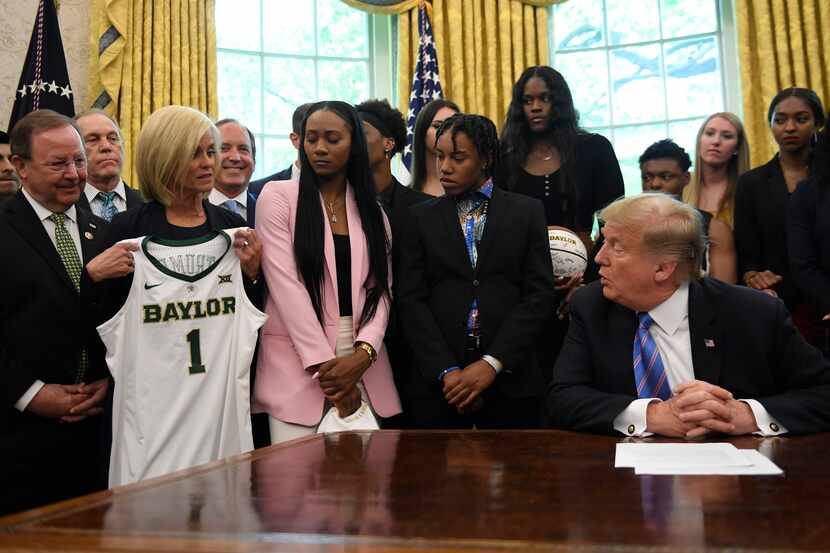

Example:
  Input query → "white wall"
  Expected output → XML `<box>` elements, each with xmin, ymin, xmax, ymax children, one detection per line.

<box><xmin>0</xmin><ymin>0</ymin><xmax>90</xmax><ymax>131</ymax></box>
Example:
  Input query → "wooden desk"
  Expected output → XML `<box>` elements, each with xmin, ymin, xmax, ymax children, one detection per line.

<box><xmin>0</xmin><ymin>430</ymin><xmax>826</xmax><ymax>552</ymax></box>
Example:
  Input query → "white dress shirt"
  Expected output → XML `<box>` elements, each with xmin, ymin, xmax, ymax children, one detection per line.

<box><xmin>290</xmin><ymin>161</ymin><xmax>300</xmax><ymax>182</ymax></box>
<box><xmin>15</xmin><ymin>189</ymin><xmax>85</xmax><ymax>411</ymax></box>
<box><xmin>209</xmin><ymin>186</ymin><xmax>249</xmax><ymax>220</ymax></box>
<box><xmin>84</xmin><ymin>180</ymin><xmax>128</xmax><ymax>218</ymax></box>
<box><xmin>613</xmin><ymin>282</ymin><xmax>787</xmax><ymax>437</ymax></box>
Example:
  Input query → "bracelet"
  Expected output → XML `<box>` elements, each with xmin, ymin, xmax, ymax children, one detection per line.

<box><xmin>354</xmin><ymin>341</ymin><xmax>377</xmax><ymax>364</ymax></box>
<box><xmin>437</xmin><ymin>366</ymin><xmax>460</xmax><ymax>382</ymax></box>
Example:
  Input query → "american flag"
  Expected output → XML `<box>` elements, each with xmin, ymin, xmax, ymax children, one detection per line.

<box><xmin>402</xmin><ymin>3</ymin><xmax>443</xmax><ymax>170</ymax></box>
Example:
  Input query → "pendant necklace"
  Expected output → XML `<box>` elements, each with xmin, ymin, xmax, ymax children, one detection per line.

<box><xmin>326</xmin><ymin>197</ymin><xmax>341</xmax><ymax>224</ymax></box>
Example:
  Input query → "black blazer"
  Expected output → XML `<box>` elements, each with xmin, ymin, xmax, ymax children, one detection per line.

<box><xmin>548</xmin><ymin>278</ymin><xmax>830</xmax><ymax>435</ymax></box>
<box><xmin>0</xmin><ymin>193</ymin><xmax>110</xmax><ymax>512</ymax></box>
<box><xmin>788</xmin><ymin>177</ymin><xmax>830</xmax><ymax>318</ymax></box>
<box><xmin>734</xmin><ymin>156</ymin><xmax>800</xmax><ymax>308</ymax></box>
<box><xmin>398</xmin><ymin>187</ymin><xmax>556</xmax><ymax>399</ymax></box>
<box><xmin>76</xmin><ymin>182</ymin><xmax>145</xmax><ymax>213</ymax></box>
<box><xmin>249</xmin><ymin>166</ymin><xmax>293</xmax><ymax>199</ymax></box>
<box><xmin>382</xmin><ymin>179</ymin><xmax>430</xmax><ymax>385</ymax></box>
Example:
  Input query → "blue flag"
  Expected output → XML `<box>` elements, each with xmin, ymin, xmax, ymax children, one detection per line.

<box><xmin>403</xmin><ymin>4</ymin><xmax>443</xmax><ymax>170</ymax></box>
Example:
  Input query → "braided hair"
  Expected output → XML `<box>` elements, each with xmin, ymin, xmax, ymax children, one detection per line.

<box><xmin>434</xmin><ymin>113</ymin><xmax>500</xmax><ymax>181</ymax></box>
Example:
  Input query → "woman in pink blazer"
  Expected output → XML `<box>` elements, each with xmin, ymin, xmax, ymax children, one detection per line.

<box><xmin>255</xmin><ymin>101</ymin><xmax>401</xmax><ymax>443</ymax></box>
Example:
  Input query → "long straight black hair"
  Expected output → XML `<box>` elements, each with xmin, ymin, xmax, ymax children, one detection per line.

<box><xmin>294</xmin><ymin>100</ymin><xmax>390</xmax><ymax>329</ymax></box>
<box><xmin>499</xmin><ymin>66</ymin><xmax>582</xmax><ymax>197</ymax></box>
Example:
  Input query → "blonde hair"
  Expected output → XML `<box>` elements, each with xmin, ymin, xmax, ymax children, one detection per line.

<box><xmin>135</xmin><ymin>105</ymin><xmax>219</xmax><ymax>206</ymax></box>
<box><xmin>682</xmin><ymin>112</ymin><xmax>750</xmax><ymax>228</ymax></box>
<box><xmin>600</xmin><ymin>193</ymin><xmax>704</xmax><ymax>281</ymax></box>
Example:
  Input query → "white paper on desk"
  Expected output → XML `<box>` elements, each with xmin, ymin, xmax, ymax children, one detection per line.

<box><xmin>615</xmin><ymin>442</ymin><xmax>751</xmax><ymax>469</ymax></box>
<box><xmin>634</xmin><ymin>449</ymin><xmax>783</xmax><ymax>475</ymax></box>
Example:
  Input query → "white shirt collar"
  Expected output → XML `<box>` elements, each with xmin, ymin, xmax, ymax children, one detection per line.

<box><xmin>209</xmin><ymin>186</ymin><xmax>248</xmax><ymax>208</ymax></box>
<box><xmin>648</xmin><ymin>282</ymin><xmax>689</xmax><ymax>336</ymax></box>
<box><xmin>22</xmin><ymin>187</ymin><xmax>77</xmax><ymax>223</ymax></box>
<box><xmin>291</xmin><ymin>161</ymin><xmax>301</xmax><ymax>182</ymax></box>
<box><xmin>84</xmin><ymin>179</ymin><xmax>127</xmax><ymax>202</ymax></box>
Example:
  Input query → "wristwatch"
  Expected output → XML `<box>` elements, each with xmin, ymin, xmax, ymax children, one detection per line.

<box><xmin>354</xmin><ymin>341</ymin><xmax>377</xmax><ymax>364</ymax></box>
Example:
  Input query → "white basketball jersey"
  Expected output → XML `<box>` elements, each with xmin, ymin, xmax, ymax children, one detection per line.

<box><xmin>98</xmin><ymin>229</ymin><xmax>267</xmax><ymax>487</ymax></box>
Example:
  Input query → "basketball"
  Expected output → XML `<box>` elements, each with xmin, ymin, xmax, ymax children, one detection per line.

<box><xmin>548</xmin><ymin>227</ymin><xmax>588</xmax><ymax>277</ymax></box>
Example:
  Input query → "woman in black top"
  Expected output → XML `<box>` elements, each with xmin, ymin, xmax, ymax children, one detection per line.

<box><xmin>498</xmin><ymin>67</ymin><xmax>624</xmax><ymax>378</ymax></box>
<box><xmin>735</xmin><ymin>89</ymin><xmax>825</xmax><ymax>336</ymax></box>
<box><xmin>788</xmin><ymin>108</ymin><xmax>830</xmax><ymax>355</ymax></box>
<box><xmin>410</xmin><ymin>98</ymin><xmax>460</xmax><ymax>196</ymax></box>
<box><xmin>499</xmin><ymin>66</ymin><xmax>624</xmax><ymax>256</ymax></box>
<box><xmin>88</xmin><ymin>105</ymin><xmax>261</xmax><ymax>315</ymax></box>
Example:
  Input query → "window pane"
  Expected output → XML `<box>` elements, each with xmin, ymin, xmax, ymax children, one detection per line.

<box><xmin>662</xmin><ymin>0</ymin><xmax>718</xmax><ymax>39</ymax></box>
<box><xmin>318</xmin><ymin>60</ymin><xmax>369</xmax><ymax>104</ymax></box>
<box><xmin>261</xmin><ymin>137</ymin><xmax>296</xmax><ymax>181</ymax></box>
<box><xmin>217</xmin><ymin>52</ymin><xmax>262</xmax><ymax>134</ymax></box>
<box><xmin>665</xmin><ymin>37</ymin><xmax>722</xmax><ymax>119</ymax></box>
<box><xmin>317</xmin><ymin>0</ymin><xmax>368</xmax><ymax>59</ymax></box>
<box><xmin>264</xmin><ymin>58</ymin><xmax>316</xmax><ymax>136</ymax></box>
<box><xmin>555</xmin><ymin>51</ymin><xmax>610</xmax><ymax>127</ymax></box>
<box><xmin>552</xmin><ymin>0</ymin><xmax>604</xmax><ymax>50</ymax></box>
<box><xmin>215</xmin><ymin>0</ymin><xmax>260</xmax><ymax>52</ymax></box>
<box><xmin>606</xmin><ymin>0</ymin><xmax>659</xmax><ymax>46</ymax></box>
<box><xmin>612</xmin><ymin>123</ymin><xmax>668</xmax><ymax>195</ymax></box>
<box><xmin>252</xmin><ymin>135</ymin><xmax>266</xmax><ymax>180</ymax></box>
<box><xmin>610</xmin><ymin>44</ymin><xmax>665</xmax><ymax>125</ymax></box>
<box><xmin>668</xmin><ymin>118</ymin><xmax>705</xmax><ymax>170</ymax></box>
<box><xmin>263</xmin><ymin>0</ymin><xmax>314</xmax><ymax>55</ymax></box>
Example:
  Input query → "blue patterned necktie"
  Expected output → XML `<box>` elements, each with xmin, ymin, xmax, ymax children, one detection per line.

<box><xmin>633</xmin><ymin>313</ymin><xmax>671</xmax><ymax>400</ymax></box>
<box><xmin>222</xmin><ymin>199</ymin><xmax>241</xmax><ymax>216</ymax></box>
<box><xmin>98</xmin><ymin>191</ymin><xmax>119</xmax><ymax>222</ymax></box>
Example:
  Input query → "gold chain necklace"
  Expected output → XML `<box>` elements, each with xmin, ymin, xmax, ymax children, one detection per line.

<box><xmin>325</xmin><ymin>196</ymin><xmax>342</xmax><ymax>224</ymax></box>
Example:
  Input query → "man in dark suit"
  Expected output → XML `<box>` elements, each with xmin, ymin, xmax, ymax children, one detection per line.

<box><xmin>1</xmin><ymin>110</ymin><xmax>115</xmax><ymax>515</ymax></box>
<box><xmin>248</xmin><ymin>103</ymin><xmax>312</xmax><ymax>198</ymax></box>
<box><xmin>398</xmin><ymin>114</ymin><xmax>556</xmax><ymax>429</ymax></box>
<box><xmin>75</xmin><ymin>110</ymin><xmax>144</xmax><ymax>220</ymax></box>
<box><xmin>0</xmin><ymin>131</ymin><xmax>21</xmax><ymax>204</ymax></box>
<box><xmin>210</xmin><ymin>118</ymin><xmax>258</xmax><ymax>227</ymax></box>
<box><xmin>548</xmin><ymin>193</ymin><xmax>830</xmax><ymax>438</ymax></box>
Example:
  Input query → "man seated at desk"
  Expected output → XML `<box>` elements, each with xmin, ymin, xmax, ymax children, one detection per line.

<box><xmin>548</xmin><ymin>193</ymin><xmax>830</xmax><ymax>438</ymax></box>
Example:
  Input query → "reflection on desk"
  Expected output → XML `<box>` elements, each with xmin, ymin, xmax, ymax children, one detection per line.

<box><xmin>0</xmin><ymin>431</ymin><xmax>822</xmax><ymax>553</ymax></box>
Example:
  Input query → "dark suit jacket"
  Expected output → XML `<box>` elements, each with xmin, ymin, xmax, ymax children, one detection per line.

<box><xmin>548</xmin><ymin>278</ymin><xmax>830</xmax><ymax>435</ymax></box>
<box><xmin>398</xmin><ymin>187</ymin><xmax>556</xmax><ymax>399</ymax></box>
<box><xmin>735</xmin><ymin>155</ymin><xmax>801</xmax><ymax>309</ymax></box>
<box><xmin>0</xmin><ymin>192</ymin><xmax>110</xmax><ymax>514</ymax></box>
<box><xmin>249</xmin><ymin>166</ymin><xmax>293</xmax><ymax>199</ymax></box>
<box><xmin>76</xmin><ymin>182</ymin><xmax>145</xmax><ymax>214</ymax></box>
<box><xmin>380</xmin><ymin>179</ymin><xmax>430</xmax><ymax>395</ymax></box>
<box><xmin>788</xmin><ymin>177</ymin><xmax>830</xmax><ymax>318</ymax></box>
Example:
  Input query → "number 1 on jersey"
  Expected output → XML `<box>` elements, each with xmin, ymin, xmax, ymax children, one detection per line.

<box><xmin>186</xmin><ymin>329</ymin><xmax>206</xmax><ymax>374</ymax></box>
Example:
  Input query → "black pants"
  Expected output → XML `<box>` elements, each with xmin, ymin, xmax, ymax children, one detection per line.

<box><xmin>405</xmin><ymin>340</ymin><xmax>544</xmax><ymax>430</ymax></box>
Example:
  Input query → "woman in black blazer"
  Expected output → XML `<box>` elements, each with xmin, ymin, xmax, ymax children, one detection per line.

<box><xmin>788</xmin><ymin>109</ymin><xmax>830</xmax><ymax>356</ymax></box>
<box><xmin>735</xmin><ymin>88</ymin><xmax>825</xmax><ymax>333</ymax></box>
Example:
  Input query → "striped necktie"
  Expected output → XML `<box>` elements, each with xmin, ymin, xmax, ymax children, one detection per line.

<box><xmin>48</xmin><ymin>212</ymin><xmax>88</xmax><ymax>382</ymax></box>
<box><xmin>633</xmin><ymin>313</ymin><xmax>671</xmax><ymax>400</ymax></box>
<box><xmin>97</xmin><ymin>191</ymin><xmax>119</xmax><ymax>222</ymax></box>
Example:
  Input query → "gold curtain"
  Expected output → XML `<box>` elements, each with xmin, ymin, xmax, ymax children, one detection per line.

<box><xmin>736</xmin><ymin>0</ymin><xmax>830</xmax><ymax>167</ymax></box>
<box><xmin>396</xmin><ymin>0</ymin><xmax>564</xmax><ymax>129</ymax></box>
<box><xmin>86</xmin><ymin>0</ymin><xmax>218</xmax><ymax>189</ymax></box>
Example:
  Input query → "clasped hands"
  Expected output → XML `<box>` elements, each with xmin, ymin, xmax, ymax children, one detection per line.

<box><xmin>645</xmin><ymin>379</ymin><xmax>758</xmax><ymax>439</ymax></box>
<box><xmin>308</xmin><ymin>348</ymin><xmax>372</xmax><ymax>418</ymax></box>
<box><xmin>442</xmin><ymin>360</ymin><xmax>496</xmax><ymax>413</ymax></box>
<box><xmin>27</xmin><ymin>378</ymin><xmax>109</xmax><ymax>423</ymax></box>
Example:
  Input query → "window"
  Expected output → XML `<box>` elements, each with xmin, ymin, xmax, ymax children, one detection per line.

<box><xmin>550</xmin><ymin>0</ymin><xmax>738</xmax><ymax>195</ymax></box>
<box><xmin>215</xmin><ymin>0</ymin><xmax>393</xmax><ymax>179</ymax></box>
